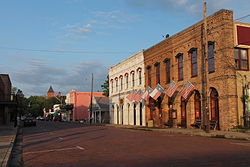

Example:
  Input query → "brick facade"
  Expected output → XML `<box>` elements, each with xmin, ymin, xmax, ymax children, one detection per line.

<box><xmin>144</xmin><ymin>10</ymin><xmax>249</xmax><ymax>130</ymax></box>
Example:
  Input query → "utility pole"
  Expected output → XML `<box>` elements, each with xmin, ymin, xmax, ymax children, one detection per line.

<box><xmin>90</xmin><ymin>73</ymin><xmax>94</xmax><ymax>124</ymax></box>
<box><xmin>202</xmin><ymin>2</ymin><xmax>210</xmax><ymax>133</ymax></box>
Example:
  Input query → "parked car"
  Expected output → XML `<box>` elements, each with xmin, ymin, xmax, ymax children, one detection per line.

<box><xmin>36</xmin><ymin>116</ymin><xmax>45</xmax><ymax>121</ymax></box>
<box><xmin>23</xmin><ymin>117</ymin><xmax>36</xmax><ymax>127</ymax></box>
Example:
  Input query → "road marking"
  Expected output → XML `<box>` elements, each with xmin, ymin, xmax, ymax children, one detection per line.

<box><xmin>76</xmin><ymin>146</ymin><xmax>85</xmax><ymax>150</ymax></box>
<box><xmin>231</xmin><ymin>142</ymin><xmax>250</xmax><ymax>146</ymax></box>
<box><xmin>24</xmin><ymin>146</ymin><xmax>85</xmax><ymax>154</ymax></box>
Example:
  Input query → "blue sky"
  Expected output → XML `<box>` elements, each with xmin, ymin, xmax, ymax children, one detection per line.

<box><xmin>0</xmin><ymin>0</ymin><xmax>250</xmax><ymax>96</ymax></box>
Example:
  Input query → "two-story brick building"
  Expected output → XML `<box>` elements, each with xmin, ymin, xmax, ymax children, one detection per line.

<box><xmin>144</xmin><ymin>9</ymin><xmax>250</xmax><ymax>130</ymax></box>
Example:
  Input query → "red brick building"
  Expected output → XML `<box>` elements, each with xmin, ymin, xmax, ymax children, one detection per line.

<box><xmin>47</xmin><ymin>86</ymin><xmax>55</xmax><ymax>98</ymax></box>
<box><xmin>144</xmin><ymin>10</ymin><xmax>250</xmax><ymax>130</ymax></box>
<box><xmin>0</xmin><ymin>74</ymin><xmax>15</xmax><ymax>125</ymax></box>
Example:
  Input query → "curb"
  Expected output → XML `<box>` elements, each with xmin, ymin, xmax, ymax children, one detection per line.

<box><xmin>9</xmin><ymin>128</ymin><xmax>23</xmax><ymax>167</ymax></box>
<box><xmin>106</xmin><ymin>124</ymin><xmax>250</xmax><ymax>141</ymax></box>
<box><xmin>1</xmin><ymin>127</ymin><xmax>18</xmax><ymax>167</ymax></box>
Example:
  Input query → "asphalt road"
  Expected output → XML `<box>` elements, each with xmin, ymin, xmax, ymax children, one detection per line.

<box><xmin>23</xmin><ymin>121</ymin><xmax>250</xmax><ymax>167</ymax></box>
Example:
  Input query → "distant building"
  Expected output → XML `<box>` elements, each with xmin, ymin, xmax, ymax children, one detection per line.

<box><xmin>57</xmin><ymin>92</ymin><xmax>61</xmax><ymax>98</ymax></box>
<box><xmin>65</xmin><ymin>90</ymin><xmax>105</xmax><ymax>121</ymax></box>
<box><xmin>0</xmin><ymin>74</ymin><xmax>15</xmax><ymax>125</ymax></box>
<box><xmin>89</xmin><ymin>96</ymin><xmax>109</xmax><ymax>123</ymax></box>
<box><xmin>47</xmin><ymin>86</ymin><xmax>55</xmax><ymax>98</ymax></box>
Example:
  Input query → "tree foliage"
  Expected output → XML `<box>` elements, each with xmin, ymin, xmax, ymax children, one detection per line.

<box><xmin>101</xmin><ymin>75</ymin><xmax>109</xmax><ymax>97</ymax></box>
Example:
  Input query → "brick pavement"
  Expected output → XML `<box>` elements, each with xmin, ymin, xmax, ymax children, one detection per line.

<box><xmin>107</xmin><ymin>124</ymin><xmax>250</xmax><ymax>141</ymax></box>
<box><xmin>0</xmin><ymin>124</ymin><xmax>17</xmax><ymax>167</ymax></box>
<box><xmin>23</xmin><ymin>121</ymin><xmax>250</xmax><ymax>167</ymax></box>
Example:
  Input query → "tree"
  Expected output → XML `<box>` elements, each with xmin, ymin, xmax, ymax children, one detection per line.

<box><xmin>14</xmin><ymin>88</ymin><xmax>28</xmax><ymax>117</ymax></box>
<box><xmin>101</xmin><ymin>75</ymin><xmax>109</xmax><ymax>97</ymax></box>
<box><xmin>27</xmin><ymin>96</ymin><xmax>46</xmax><ymax>117</ymax></box>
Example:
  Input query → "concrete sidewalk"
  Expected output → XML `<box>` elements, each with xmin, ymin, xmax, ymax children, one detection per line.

<box><xmin>0</xmin><ymin>124</ymin><xmax>17</xmax><ymax>167</ymax></box>
<box><xmin>106</xmin><ymin>124</ymin><xmax>250</xmax><ymax>141</ymax></box>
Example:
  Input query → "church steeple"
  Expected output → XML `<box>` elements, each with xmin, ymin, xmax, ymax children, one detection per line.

<box><xmin>47</xmin><ymin>85</ymin><xmax>55</xmax><ymax>98</ymax></box>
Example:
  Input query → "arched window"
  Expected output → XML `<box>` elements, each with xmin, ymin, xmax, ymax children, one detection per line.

<box><xmin>131</xmin><ymin>71</ymin><xmax>135</xmax><ymax>87</ymax></box>
<box><xmin>163</xmin><ymin>58</ymin><xmax>171</xmax><ymax>84</ymax></box>
<box><xmin>119</xmin><ymin>75</ymin><xmax>123</xmax><ymax>91</ymax></box>
<box><xmin>189</xmin><ymin>48</ymin><xmax>198</xmax><ymax>77</ymax></box>
<box><xmin>176</xmin><ymin>53</ymin><xmax>183</xmax><ymax>81</ymax></box>
<box><xmin>137</xmin><ymin>68</ymin><xmax>142</xmax><ymax>85</ymax></box>
<box><xmin>154</xmin><ymin>62</ymin><xmax>160</xmax><ymax>84</ymax></box>
<box><xmin>194</xmin><ymin>91</ymin><xmax>201</xmax><ymax>120</ymax></box>
<box><xmin>125</xmin><ymin>73</ymin><xmax>129</xmax><ymax>89</ymax></box>
<box><xmin>110</xmin><ymin>79</ymin><xmax>113</xmax><ymax>93</ymax></box>
<box><xmin>147</xmin><ymin>66</ymin><xmax>152</xmax><ymax>87</ymax></box>
<box><xmin>115</xmin><ymin>77</ymin><xmax>118</xmax><ymax>92</ymax></box>
<box><xmin>208</xmin><ymin>41</ymin><xmax>215</xmax><ymax>73</ymax></box>
<box><xmin>210</xmin><ymin>88</ymin><xmax>219</xmax><ymax>130</ymax></box>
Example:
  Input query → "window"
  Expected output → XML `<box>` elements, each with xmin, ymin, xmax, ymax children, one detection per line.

<box><xmin>164</xmin><ymin>58</ymin><xmax>170</xmax><ymax>84</ymax></box>
<box><xmin>131</xmin><ymin>72</ymin><xmax>135</xmax><ymax>87</ymax></box>
<box><xmin>235</xmin><ymin>48</ymin><xmax>248</xmax><ymax>70</ymax></box>
<box><xmin>176</xmin><ymin>53</ymin><xmax>183</xmax><ymax>81</ymax></box>
<box><xmin>115</xmin><ymin>78</ymin><xmax>118</xmax><ymax>92</ymax></box>
<box><xmin>155</xmin><ymin>62</ymin><xmax>160</xmax><ymax>84</ymax></box>
<box><xmin>125</xmin><ymin>74</ymin><xmax>128</xmax><ymax>89</ymax></box>
<box><xmin>208</xmin><ymin>42</ymin><xmax>215</xmax><ymax>73</ymax></box>
<box><xmin>189</xmin><ymin>48</ymin><xmax>197</xmax><ymax>77</ymax></box>
<box><xmin>139</xmin><ymin>70</ymin><xmax>142</xmax><ymax>85</ymax></box>
<box><xmin>120</xmin><ymin>77</ymin><xmax>123</xmax><ymax>91</ymax></box>
<box><xmin>194</xmin><ymin>91</ymin><xmax>201</xmax><ymax>120</ymax></box>
<box><xmin>111</xmin><ymin>80</ymin><xmax>113</xmax><ymax>93</ymax></box>
<box><xmin>147</xmin><ymin>66</ymin><xmax>152</xmax><ymax>87</ymax></box>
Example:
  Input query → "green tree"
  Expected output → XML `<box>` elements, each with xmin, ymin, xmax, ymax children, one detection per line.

<box><xmin>101</xmin><ymin>75</ymin><xmax>109</xmax><ymax>97</ymax></box>
<box><xmin>14</xmin><ymin>88</ymin><xmax>28</xmax><ymax>117</ymax></box>
<box><xmin>27</xmin><ymin>96</ymin><xmax>46</xmax><ymax>117</ymax></box>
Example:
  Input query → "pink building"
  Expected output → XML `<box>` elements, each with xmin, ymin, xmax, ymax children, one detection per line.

<box><xmin>67</xmin><ymin>90</ymin><xmax>105</xmax><ymax>121</ymax></box>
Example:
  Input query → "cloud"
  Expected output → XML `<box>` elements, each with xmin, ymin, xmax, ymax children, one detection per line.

<box><xmin>125</xmin><ymin>0</ymin><xmax>232</xmax><ymax>16</ymax></box>
<box><xmin>62</xmin><ymin>10</ymin><xmax>137</xmax><ymax>40</ymax></box>
<box><xmin>11</xmin><ymin>59</ymin><xmax>107</xmax><ymax>96</ymax></box>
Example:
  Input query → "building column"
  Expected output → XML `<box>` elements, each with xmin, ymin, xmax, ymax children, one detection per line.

<box><xmin>99</xmin><ymin>111</ymin><xmax>102</xmax><ymax>123</ymax></box>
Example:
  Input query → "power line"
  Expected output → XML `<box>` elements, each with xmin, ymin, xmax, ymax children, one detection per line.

<box><xmin>0</xmin><ymin>46</ymin><xmax>135</xmax><ymax>55</ymax></box>
<box><xmin>235</xmin><ymin>14</ymin><xmax>250</xmax><ymax>21</ymax></box>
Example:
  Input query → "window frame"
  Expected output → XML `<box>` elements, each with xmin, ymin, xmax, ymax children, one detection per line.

<box><xmin>163</xmin><ymin>58</ymin><xmax>171</xmax><ymax>84</ymax></box>
<box><xmin>131</xmin><ymin>71</ymin><xmax>135</xmax><ymax>87</ymax></box>
<box><xmin>189</xmin><ymin>48</ymin><xmax>198</xmax><ymax>77</ymax></box>
<box><xmin>119</xmin><ymin>76</ymin><xmax>123</xmax><ymax>91</ymax></box>
<box><xmin>125</xmin><ymin>73</ymin><xmax>129</xmax><ymax>89</ymax></box>
<box><xmin>154</xmin><ymin>62</ymin><xmax>160</xmax><ymax>84</ymax></box>
<box><xmin>147</xmin><ymin>66</ymin><xmax>152</xmax><ymax>87</ymax></box>
<box><xmin>208</xmin><ymin>41</ymin><xmax>215</xmax><ymax>73</ymax></box>
<box><xmin>176</xmin><ymin>53</ymin><xmax>184</xmax><ymax>81</ymax></box>
<box><xmin>115</xmin><ymin>78</ymin><xmax>118</xmax><ymax>92</ymax></box>
<box><xmin>235</xmin><ymin>48</ymin><xmax>249</xmax><ymax>71</ymax></box>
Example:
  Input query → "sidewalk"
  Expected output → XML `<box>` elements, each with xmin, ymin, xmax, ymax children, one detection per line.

<box><xmin>106</xmin><ymin>124</ymin><xmax>250</xmax><ymax>141</ymax></box>
<box><xmin>0</xmin><ymin>124</ymin><xmax>17</xmax><ymax>167</ymax></box>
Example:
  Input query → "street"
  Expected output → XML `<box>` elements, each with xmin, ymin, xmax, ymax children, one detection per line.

<box><xmin>23</xmin><ymin>121</ymin><xmax>250</xmax><ymax>167</ymax></box>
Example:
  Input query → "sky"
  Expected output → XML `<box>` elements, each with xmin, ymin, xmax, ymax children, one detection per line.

<box><xmin>0</xmin><ymin>0</ymin><xmax>250</xmax><ymax>97</ymax></box>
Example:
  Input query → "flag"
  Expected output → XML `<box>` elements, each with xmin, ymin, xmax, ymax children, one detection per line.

<box><xmin>164</xmin><ymin>81</ymin><xmax>178</xmax><ymax>97</ymax></box>
<box><xmin>141</xmin><ymin>87</ymin><xmax>153</xmax><ymax>101</ymax></box>
<box><xmin>150</xmin><ymin>84</ymin><xmax>165</xmax><ymax>100</ymax></box>
<box><xmin>126</xmin><ymin>90</ymin><xmax>135</xmax><ymax>102</ymax></box>
<box><xmin>179</xmin><ymin>81</ymin><xmax>195</xmax><ymax>99</ymax></box>
<box><xmin>134</xmin><ymin>89</ymin><xmax>143</xmax><ymax>102</ymax></box>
